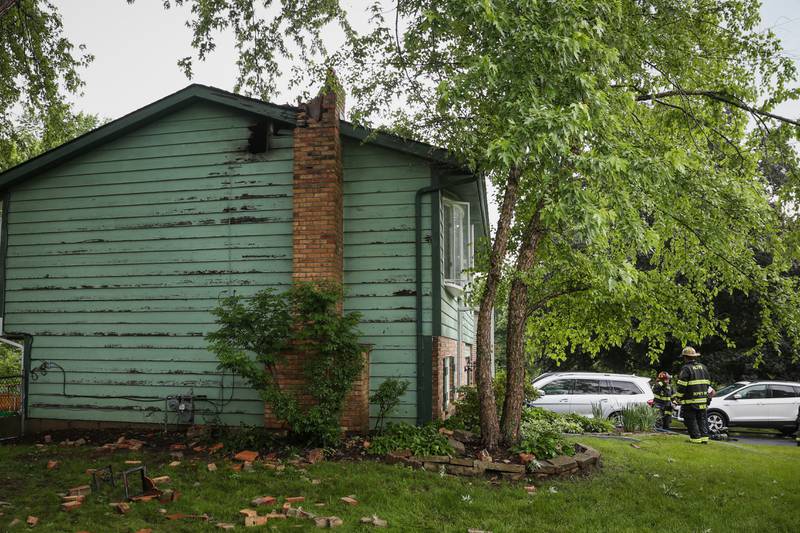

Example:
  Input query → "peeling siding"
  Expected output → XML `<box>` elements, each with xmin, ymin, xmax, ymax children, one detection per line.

<box><xmin>342</xmin><ymin>138</ymin><xmax>432</xmax><ymax>425</ymax></box>
<box><xmin>4</xmin><ymin>102</ymin><xmax>293</xmax><ymax>426</ymax></box>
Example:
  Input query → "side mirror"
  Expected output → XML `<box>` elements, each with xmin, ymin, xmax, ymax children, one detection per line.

<box><xmin>732</xmin><ymin>393</ymin><xmax>741</xmax><ymax>400</ymax></box>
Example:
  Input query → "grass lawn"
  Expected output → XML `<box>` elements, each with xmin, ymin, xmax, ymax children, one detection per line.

<box><xmin>0</xmin><ymin>433</ymin><xmax>798</xmax><ymax>532</ymax></box>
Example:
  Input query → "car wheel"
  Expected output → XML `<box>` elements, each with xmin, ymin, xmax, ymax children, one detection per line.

<box><xmin>608</xmin><ymin>412</ymin><xmax>623</xmax><ymax>427</ymax></box>
<box><xmin>707</xmin><ymin>411</ymin><xmax>727</xmax><ymax>432</ymax></box>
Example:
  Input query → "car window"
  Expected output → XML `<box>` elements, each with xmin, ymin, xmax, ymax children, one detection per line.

<box><xmin>769</xmin><ymin>385</ymin><xmax>799</xmax><ymax>398</ymax></box>
<box><xmin>737</xmin><ymin>384</ymin><xmax>768</xmax><ymax>399</ymax></box>
<box><xmin>573</xmin><ymin>379</ymin><xmax>600</xmax><ymax>394</ymax></box>
<box><xmin>599</xmin><ymin>380</ymin><xmax>615</xmax><ymax>394</ymax></box>
<box><xmin>541</xmin><ymin>379</ymin><xmax>574</xmax><ymax>395</ymax></box>
<box><xmin>611</xmin><ymin>380</ymin><xmax>642</xmax><ymax>395</ymax></box>
<box><xmin>717</xmin><ymin>384</ymin><xmax>745</xmax><ymax>397</ymax></box>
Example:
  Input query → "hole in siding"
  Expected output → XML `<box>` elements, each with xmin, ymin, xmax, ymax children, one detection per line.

<box><xmin>248</xmin><ymin>120</ymin><xmax>271</xmax><ymax>153</ymax></box>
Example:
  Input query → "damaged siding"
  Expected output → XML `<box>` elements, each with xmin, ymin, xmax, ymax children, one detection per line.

<box><xmin>3</xmin><ymin>102</ymin><xmax>293</xmax><ymax>426</ymax></box>
<box><xmin>342</xmin><ymin>138</ymin><xmax>432</xmax><ymax>426</ymax></box>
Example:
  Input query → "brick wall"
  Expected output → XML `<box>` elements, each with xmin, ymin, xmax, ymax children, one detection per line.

<box><xmin>431</xmin><ymin>336</ymin><xmax>474</xmax><ymax>421</ymax></box>
<box><xmin>264</xmin><ymin>83</ymin><xmax>370</xmax><ymax>433</ymax></box>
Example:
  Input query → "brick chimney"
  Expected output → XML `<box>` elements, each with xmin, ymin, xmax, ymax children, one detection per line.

<box><xmin>263</xmin><ymin>74</ymin><xmax>369</xmax><ymax>433</ymax></box>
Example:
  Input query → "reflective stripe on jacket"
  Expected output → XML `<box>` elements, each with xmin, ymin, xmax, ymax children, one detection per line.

<box><xmin>675</xmin><ymin>362</ymin><xmax>711</xmax><ymax>407</ymax></box>
<box><xmin>652</xmin><ymin>381</ymin><xmax>675</xmax><ymax>405</ymax></box>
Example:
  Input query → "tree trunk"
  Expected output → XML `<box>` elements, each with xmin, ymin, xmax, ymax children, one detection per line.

<box><xmin>475</xmin><ymin>167</ymin><xmax>520</xmax><ymax>450</ymax></box>
<box><xmin>501</xmin><ymin>209</ymin><xmax>542</xmax><ymax>446</ymax></box>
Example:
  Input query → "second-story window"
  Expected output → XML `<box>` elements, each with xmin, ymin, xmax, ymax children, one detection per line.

<box><xmin>443</xmin><ymin>198</ymin><xmax>472</xmax><ymax>287</ymax></box>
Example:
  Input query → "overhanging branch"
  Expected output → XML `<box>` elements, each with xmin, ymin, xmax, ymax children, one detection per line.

<box><xmin>634</xmin><ymin>89</ymin><xmax>799</xmax><ymax>127</ymax></box>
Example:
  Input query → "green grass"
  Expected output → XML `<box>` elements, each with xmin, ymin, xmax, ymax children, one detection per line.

<box><xmin>0</xmin><ymin>434</ymin><xmax>798</xmax><ymax>532</ymax></box>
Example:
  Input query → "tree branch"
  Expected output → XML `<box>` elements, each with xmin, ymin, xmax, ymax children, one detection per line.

<box><xmin>635</xmin><ymin>90</ymin><xmax>799</xmax><ymax>127</ymax></box>
<box><xmin>0</xmin><ymin>0</ymin><xmax>18</xmax><ymax>19</ymax></box>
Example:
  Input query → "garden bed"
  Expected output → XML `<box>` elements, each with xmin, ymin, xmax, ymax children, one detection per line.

<box><xmin>381</xmin><ymin>428</ymin><xmax>601</xmax><ymax>482</ymax></box>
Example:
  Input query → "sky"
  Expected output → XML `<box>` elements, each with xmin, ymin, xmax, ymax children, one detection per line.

<box><xmin>55</xmin><ymin>0</ymin><xmax>800</xmax><ymax>225</ymax></box>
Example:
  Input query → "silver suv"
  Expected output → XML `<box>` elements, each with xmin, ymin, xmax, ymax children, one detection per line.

<box><xmin>530</xmin><ymin>372</ymin><xmax>654</xmax><ymax>420</ymax></box>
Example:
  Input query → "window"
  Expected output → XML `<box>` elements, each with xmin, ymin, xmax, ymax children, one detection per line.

<box><xmin>599</xmin><ymin>381</ymin><xmax>616</xmax><ymax>394</ymax></box>
<box><xmin>769</xmin><ymin>385</ymin><xmax>799</xmax><ymax>398</ymax></box>
<box><xmin>442</xmin><ymin>357</ymin><xmax>456</xmax><ymax>409</ymax></box>
<box><xmin>442</xmin><ymin>198</ymin><xmax>472</xmax><ymax>287</ymax></box>
<box><xmin>610</xmin><ymin>380</ymin><xmax>643</xmax><ymax>395</ymax></box>
<box><xmin>573</xmin><ymin>379</ymin><xmax>600</xmax><ymax>394</ymax></box>
<box><xmin>541</xmin><ymin>379</ymin><xmax>574</xmax><ymax>395</ymax></box>
<box><xmin>737</xmin><ymin>384</ymin><xmax>768</xmax><ymax>399</ymax></box>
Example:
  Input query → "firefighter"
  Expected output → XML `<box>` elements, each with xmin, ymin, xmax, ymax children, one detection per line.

<box><xmin>675</xmin><ymin>346</ymin><xmax>712</xmax><ymax>444</ymax></box>
<box><xmin>652</xmin><ymin>372</ymin><xmax>675</xmax><ymax>430</ymax></box>
<box><xmin>794</xmin><ymin>407</ymin><xmax>799</xmax><ymax>446</ymax></box>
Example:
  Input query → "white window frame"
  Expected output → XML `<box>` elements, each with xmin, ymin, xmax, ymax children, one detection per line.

<box><xmin>442</xmin><ymin>197</ymin><xmax>472</xmax><ymax>289</ymax></box>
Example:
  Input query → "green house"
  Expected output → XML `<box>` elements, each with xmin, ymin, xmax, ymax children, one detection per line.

<box><xmin>0</xmin><ymin>84</ymin><xmax>490</xmax><ymax>433</ymax></box>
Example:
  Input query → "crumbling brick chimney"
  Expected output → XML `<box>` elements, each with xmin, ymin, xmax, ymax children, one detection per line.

<box><xmin>264</xmin><ymin>73</ymin><xmax>369</xmax><ymax>433</ymax></box>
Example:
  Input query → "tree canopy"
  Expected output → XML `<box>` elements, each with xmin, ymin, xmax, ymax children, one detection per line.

<box><xmin>0</xmin><ymin>0</ymin><xmax>98</xmax><ymax>171</ymax></box>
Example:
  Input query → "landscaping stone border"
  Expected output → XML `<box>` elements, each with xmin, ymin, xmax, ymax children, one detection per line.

<box><xmin>385</xmin><ymin>440</ymin><xmax>601</xmax><ymax>482</ymax></box>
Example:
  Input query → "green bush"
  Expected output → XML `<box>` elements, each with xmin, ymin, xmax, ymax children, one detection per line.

<box><xmin>522</xmin><ymin>407</ymin><xmax>583</xmax><ymax>433</ymax></box>
<box><xmin>444</xmin><ymin>370</ymin><xmax>541</xmax><ymax>433</ymax></box>
<box><xmin>516</xmin><ymin>417</ymin><xmax>575</xmax><ymax>459</ymax></box>
<box><xmin>564</xmin><ymin>412</ymin><xmax>615</xmax><ymax>433</ymax></box>
<box><xmin>620</xmin><ymin>403</ymin><xmax>659</xmax><ymax>432</ymax></box>
<box><xmin>367</xmin><ymin>423</ymin><xmax>454</xmax><ymax>457</ymax></box>
<box><xmin>0</xmin><ymin>344</ymin><xmax>21</xmax><ymax>376</ymax></box>
<box><xmin>207</xmin><ymin>282</ymin><xmax>364</xmax><ymax>445</ymax></box>
<box><xmin>369</xmin><ymin>377</ymin><xmax>410</xmax><ymax>432</ymax></box>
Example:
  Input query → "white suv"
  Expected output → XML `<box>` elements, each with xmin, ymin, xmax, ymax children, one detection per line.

<box><xmin>530</xmin><ymin>372</ymin><xmax>654</xmax><ymax>420</ymax></box>
<box><xmin>706</xmin><ymin>381</ymin><xmax>800</xmax><ymax>435</ymax></box>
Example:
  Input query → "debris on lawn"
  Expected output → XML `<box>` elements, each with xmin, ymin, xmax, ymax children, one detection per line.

<box><xmin>251</xmin><ymin>496</ymin><xmax>277</xmax><ymax>506</ymax></box>
<box><xmin>170</xmin><ymin>443</ymin><xmax>187</xmax><ymax>451</ymax></box>
<box><xmin>631</xmin><ymin>444</ymin><xmax>641</xmax><ymax>449</ymax></box>
<box><xmin>165</xmin><ymin>512</ymin><xmax>210</xmax><ymax>521</ymax></box>
<box><xmin>208</xmin><ymin>442</ymin><xmax>224</xmax><ymax>453</ymax></box>
<box><xmin>243</xmin><ymin>461</ymin><xmax>254</xmax><ymax>472</ymax></box>
<box><xmin>60</xmin><ymin>437</ymin><xmax>87</xmax><ymax>447</ymax></box>
<box><xmin>169</xmin><ymin>461</ymin><xmax>181</xmax><ymax>467</ymax></box>
<box><xmin>207</xmin><ymin>463</ymin><xmax>218</xmax><ymax>472</ymax></box>
<box><xmin>159</xmin><ymin>489</ymin><xmax>181</xmax><ymax>503</ymax></box>
<box><xmin>339</xmin><ymin>496</ymin><xmax>358</xmax><ymax>506</ymax></box>
<box><xmin>61</xmin><ymin>500</ymin><xmax>82</xmax><ymax>512</ymax></box>
<box><xmin>26</xmin><ymin>515</ymin><xmax>38</xmax><ymax>526</ymax></box>
<box><xmin>97</xmin><ymin>436</ymin><xmax>145</xmax><ymax>452</ymax></box>
<box><xmin>285</xmin><ymin>496</ymin><xmax>305</xmax><ymax>503</ymax></box>
<box><xmin>548</xmin><ymin>486</ymin><xmax>559</xmax><ymax>494</ymax></box>
<box><xmin>245</xmin><ymin>514</ymin><xmax>269</xmax><ymax>526</ymax></box>
<box><xmin>46</xmin><ymin>460</ymin><xmax>59</xmax><ymax>470</ymax></box>
<box><xmin>233</xmin><ymin>450</ymin><xmax>259</xmax><ymax>462</ymax></box>
<box><xmin>150</xmin><ymin>475</ymin><xmax>171</xmax><ymax>485</ymax></box>
<box><xmin>240</xmin><ymin>509</ymin><xmax>258</xmax><ymax>518</ymax></box>
<box><xmin>306</xmin><ymin>448</ymin><xmax>325</xmax><ymax>464</ymax></box>
<box><xmin>68</xmin><ymin>485</ymin><xmax>92</xmax><ymax>497</ymax></box>
<box><xmin>467</xmin><ymin>529</ymin><xmax>493</xmax><ymax>533</ymax></box>
<box><xmin>314</xmin><ymin>516</ymin><xmax>343</xmax><ymax>528</ymax></box>
<box><xmin>8</xmin><ymin>518</ymin><xmax>20</xmax><ymax>528</ymax></box>
<box><xmin>217</xmin><ymin>523</ymin><xmax>236</xmax><ymax>530</ymax></box>
<box><xmin>360</xmin><ymin>515</ymin><xmax>388</xmax><ymax>527</ymax></box>
<box><xmin>477</xmin><ymin>449</ymin><xmax>492</xmax><ymax>463</ymax></box>
<box><xmin>111</xmin><ymin>502</ymin><xmax>131</xmax><ymax>514</ymax></box>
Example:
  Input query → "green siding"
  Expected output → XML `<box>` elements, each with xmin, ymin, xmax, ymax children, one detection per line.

<box><xmin>342</xmin><ymin>138</ymin><xmax>432</xmax><ymax>427</ymax></box>
<box><xmin>3</xmin><ymin>102</ymin><xmax>294</xmax><ymax>426</ymax></box>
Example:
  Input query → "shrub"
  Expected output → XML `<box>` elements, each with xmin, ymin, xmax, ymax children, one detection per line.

<box><xmin>367</xmin><ymin>423</ymin><xmax>454</xmax><ymax>457</ymax></box>
<box><xmin>620</xmin><ymin>403</ymin><xmax>659</xmax><ymax>432</ymax></box>
<box><xmin>516</xmin><ymin>416</ymin><xmax>575</xmax><ymax>459</ymax></box>
<box><xmin>0</xmin><ymin>344</ymin><xmax>21</xmax><ymax>376</ymax></box>
<box><xmin>522</xmin><ymin>407</ymin><xmax>582</xmax><ymax>433</ymax></box>
<box><xmin>444</xmin><ymin>371</ymin><xmax>541</xmax><ymax>433</ymax></box>
<box><xmin>370</xmin><ymin>378</ymin><xmax>410</xmax><ymax>432</ymax></box>
<box><xmin>207</xmin><ymin>282</ymin><xmax>364</xmax><ymax>445</ymax></box>
<box><xmin>564</xmin><ymin>413</ymin><xmax>615</xmax><ymax>433</ymax></box>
